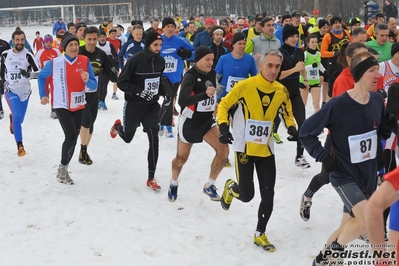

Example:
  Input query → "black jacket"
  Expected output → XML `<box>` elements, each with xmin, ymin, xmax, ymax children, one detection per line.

<box><xmin>117</xmin><ymin>48</ymin><xmax>167</xmax><ymax>102</ymax></box>
<box><xmin>384</xmin><ymin>1</ymin><xmax>398</xmax><ymax>19</ymax></box>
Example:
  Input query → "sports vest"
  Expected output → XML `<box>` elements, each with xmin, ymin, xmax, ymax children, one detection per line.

<box><xmin>300</xmin><ymin>51</ymin><xmax>321</xmax><ymax>85</ymax></box>
<box><xmin>383</xmin><ymin>61</ymin><xmax>399</xmax><ymax>91</ymax></box>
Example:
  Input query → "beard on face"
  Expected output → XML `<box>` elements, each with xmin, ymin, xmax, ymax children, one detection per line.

<box><xmin>15</xmin><ymin>44</ymin><xmax>24</xmax><ymax>51</ymax></box>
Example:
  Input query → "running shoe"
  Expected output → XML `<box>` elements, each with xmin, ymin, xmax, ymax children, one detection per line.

<box><xmin>17</xmin><ymin>144</ymin><xmax>26</xmax><ymax>157</ymax></box>
<box><xmin>295</xmin><ymin>155</ymin><xmax>311</xmax><ymax>169</ymax></box>
<box><xmin>165</xmin><ymin>125</ymin><xmax>174</xmax><ymax>138</ymax></box>
<box><xmin>110</xmin><ymin>119</ymin><xmax>121</xmax><ymax>138</ymax></box>
<box><xmin>299</xmin><ymin>194</ymin><xmax>312</xmax><ymax>221</ymax></box>
<box><xmin>168</xmin><ymin>183</ymin><xmax>178</xmax><ymax>202</ymax></box>
<box><xmin>254</xmin><ymin>233</ymin><xmax>275</xmax><ymax>252</ymax></box>
<box><xmin>203</xmin><ymin>183</ymin><xmax>220</xmax><ymax>201</ymax></box>
<box><xmin>147</xmin><ymin>179</ymin><xmax>161</xmax><ymax>191</ymax></box>
<box><xmin>158</xmin><ymin>125</ymin><xmax>165</xmax><ymax>137</ymax></box>
<box><xmin>221</xmin><ymin>179</ymin><xmax>236</xmax><ymax>210</ymax></box>
<box><xmin>273</xmin><ymin>132</ymin><xmax>283</xmax><ymax>144</ymax></box>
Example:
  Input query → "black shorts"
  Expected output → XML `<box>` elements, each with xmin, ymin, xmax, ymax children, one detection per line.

<box><xmin>300</xmin><ymin>83</ymin><xmax>321</xmax><ymax>90</ymax></box>
<box><xmin>124</xmin><ymin>101</ymin><xmax>160</xmax><ymax>133</ymax></box>
<box><xmin>178</xmin><ymin>115</ymin><xmax>216</xmax><ymax>144</ymax></box>
<box><xmin>334</xmin><ymin>182</ymin><xmax>370</xmax><ymax>216</ymax></box>
<box><xmin>81</xmin><ymin>92</ymin><xmax>99</xmax><ymax>130</ymax></box>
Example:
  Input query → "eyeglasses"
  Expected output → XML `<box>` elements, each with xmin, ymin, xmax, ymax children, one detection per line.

<box><xmin>238</xmin><ymin>24</ymin><xmax>244</xmax><ymax>26</ymax></box>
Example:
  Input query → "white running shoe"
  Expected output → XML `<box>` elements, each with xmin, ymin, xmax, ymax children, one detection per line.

<box><xmin>295</xmin><ymin>155</ymin><xmax>311</xmax><ymax>169</ymax></box>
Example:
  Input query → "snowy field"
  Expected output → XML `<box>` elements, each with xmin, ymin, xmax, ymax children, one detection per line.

<box><xmin>0</xmin><ymin>24</ymin><xmax>368</xmax><ymax>265</ymax></box>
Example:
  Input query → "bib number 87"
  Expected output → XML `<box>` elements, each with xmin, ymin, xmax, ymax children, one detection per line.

<box><xmin>360</xmin><ymin>139</ymin><xmax>371</xmax><ymax>153</ymax></box>
<box><xmin>249</xmin><ymin>125</ymin><xmax>268</xmax><ymax>137</ymax></box>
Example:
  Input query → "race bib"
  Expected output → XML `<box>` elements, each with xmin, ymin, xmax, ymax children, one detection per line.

<box><xmin>85</xmin><ymin>76</ymin><xmax>99</xmax><ymax>93</ymax></box>
<box><xmin>8</xmin><ymin>70</ymin><xmax>26</xmax><ymax>84</ymax></box>
<box><xmin>244</xmin><ymin>119</ymin><xmax>271</xmax><ymax>145</ymax></box>
<box><xmin>70</xmin><ymin>91</ymin><xmax>86</xmax><ymax>109</ymax></box>
<box><xmin>197</xmin><ymin>94</ymin><xmax>216</xmax><ymax>112</ymax></box>
<box><xmin>348</xmin><ymin>130</ymin><xmax>377</xmax><ymax>164</ymax></box>
<box><xmin>226</xmin><ymin>76</ymin><xmax>244</xmax><ymax>92</ymax></box>
<box><xmin>144</xmin><ymin>77</ymin><xmax>160</xmax><ymax>95</ymax></box>
<box><xmin>307</xmin><ymin>68</ymin><xmax>319</xmax><ymax>80</ymax></box>
<box><xmin>164</xmin><ymin>56</ymin><xmax>177</xmax><ymax>73</ymax></box>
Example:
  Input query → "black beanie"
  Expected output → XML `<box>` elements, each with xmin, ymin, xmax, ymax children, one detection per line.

<box><xmin>231</xmin><ymin>32</ymin><xmax>246</xmax><ymax>46</ymax></box>
<box><xmin>283</xmin><ymin>24</ymin><xmax>299</xmax><ymax>41</ymax></box>
<box><xmin>75</xmin><ymin>22</ymin><xmax>87</xmax><ymax>33</ymax></box>
<box><xmin>330</xmin><ymin>16</ymin><xmax>342</xmax><ymax>25</ymax></box>
<box><xmin>99</xmin><ymin>30</ymin><xmax>107</xmax><ymax>36</ymax></box>
<box><xmin>145</xmin><ymin>31</ymin><xmax>162</xmax><ymax>48</ymax></box>
<box><xmin>194</xmin><ymin>46</ymin><xmax>213</xmax><ymax>62</ymax></box>
<box><xmin>62</xmin><ymin>34</ymin><xmax>79</xmax><ymax>51</ymax></box>
<box><xmin>162</xmin><ymin>17</ymin><xmax>176</xmax><ymax>28</ymax></box>
<box><xmin>318</xmin><ymin>19</ymin><xmax>329</xmax><ymax>29</ymax></box>
<box><xmin>281</xmin><ymin>14</ymin><xmax>292</xmax><ymax>23</ymax></box>
<box><xmin>391</xmin><ymin>42</ymin><xmax>399</xmax><ymax>57</ymax></box>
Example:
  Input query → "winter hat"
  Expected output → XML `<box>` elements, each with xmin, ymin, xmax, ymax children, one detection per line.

<box><xmin>300</xmin><ymin>17</ymin><xmax>306</xmax><ymax>24</ymax></box>
<box><xmin>99</xmin><ymin>30</ymin><xmax>107</xmax><ymax>36</ymax></box>
<box><xmin>318</xmin><ymin>19</ymin><xmax>330</xmax><ymax>28</ymax></box>
<box><xmin>75</xmin><ymin>22</ymin><xmax>87</xmax><ymax>32</ymax></box>
<box><xmin>313</xmin><ymin>9</ymin><xmax>319</xmax><ymax>15</ymax></box>
<box><xmin>281</xmin><ymin>14</ymin><xmax>292</xmax><ymax>23</ymax></box>
<box><xmin>145</xmin><ymin>31</ymin><xmax>162</xmax><ymax>48</ymax></box>
<box><xmin>219</xmin><ymin>19</ymin><xmax>228</xmax><ymax>25</ymax></box>
<box><xmin>231</xmin><ymin>32</ymin><xmax>246</xmax><ymax>45</ymax></box>
<box><xmin>330</xmin><ymin>16</ymin><xmax>342</xmax><ymax>25</ymax></box>
<box><xmin>194</xmin><ymin>46</ymin><xmax>213</xmax><ymax>62</ymax></box>
<box><xmin>162</xmin><ymin>17</ymin><xmax>176</xmax><ymax>28</ymax></box>
<box><xmin>44</xmin><ymin>34</ymin><xmax>53</xmax><ymax>43</ymax></box>
<box><xmin>391</xmin><ymin>42</ymin><xmax>399</xmax><ymax>57</ymax></box>
<box><xmin>204</xmin><ymin>17</ymin><xmax>216</xmax><ymax>25</ymax></box>
<box><xmin>283</xmin><ymin>24</ymin><xmax>299</xmax><ymax>41</ymax></box>
<box><xmin>248</xmin><ymin>14</ymin><xmax>256</xmax><ymax>22</ymax></box>
<box><xmin>57</xmin><ymin>28</ymin><xmax>65</xmax><ymax>34</ymax></box>
<box><xmin>62</xmin><ymin>34</ymin><xmax>79</xmax><ymax>51</ymax></box>
<box><xmin>350</xmin><ymin>17</ymin><xmax>361</xmax><ymax>26</ymax></box>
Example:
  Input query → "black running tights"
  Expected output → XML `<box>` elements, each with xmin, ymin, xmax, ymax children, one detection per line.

<box><xmin>234</xmin><ymin>152</ymin><xmax>276</xmax><ymax>233</ymax></box>
<box><xmin>55</xmin><ymin>108</ymin><xmax>83</xmax><ymax>165</ymax></box>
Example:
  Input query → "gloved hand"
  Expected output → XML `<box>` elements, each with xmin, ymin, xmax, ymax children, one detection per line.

<box><xmin>176</xmin><ymin>47</ymin><xmax>192</xmax><ymax>60</ymax></box>
<box><xmin>312</xmin><ymin>63</ymin><xmax>318</xmax><ymax>68</ymax></box>
<box><xmin>323</xmin><ymin>155</ymin><xmax>340</xmax><ymax>172</ymax></box>
<box><xmin>287</xmin><ymin>126</ymin><xmax>298</xmax><ymax>141</ymax></box>
<box><xmin>376</xmin><ymin>89</ymin><xmax>387</xmax><ymax>99</ymax></box>
<box><xmin>163</xmin><ymin>95</ymin><xmax>172</xmax><ymax>106</ymax></box>
<box><xmin>333</xmin><ymin>51</ymin><xmax>339</xmax><ymax>56</ymax></box>
<box><xmin>139</xmin><ymin>90</ymin><xmax>154</xmax><ymax>101</ymax></box>
<box><xmin>381</xmin><ymin>110</ymin><xmax>398</xmax><ymax>133</ymax></box>
<box><xmin>19</xmin><ymin>69</ymin><xmax>30</xmax><ymax>78</ymax></box>
<box><xmin>219</xmin><ymin>123</ymin><xmax>234</xmax><ymax>144</ymax></box>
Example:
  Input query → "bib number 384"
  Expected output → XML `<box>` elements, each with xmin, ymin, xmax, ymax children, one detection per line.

<box><xmin>348</xmin><ymin>130</ymin><xmax>377</xmax><ymax>164</ymax></box>
<box><xmin>244</xmin><ymin>119</ymin><xmax>271</xmax><ymax>144</ymax></box>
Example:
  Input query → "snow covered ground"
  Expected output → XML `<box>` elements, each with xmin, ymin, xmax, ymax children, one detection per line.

<box><xmin>0</xmin><ymin>24</ymin><xmax>368</xmax><ymax>265</ymax></box>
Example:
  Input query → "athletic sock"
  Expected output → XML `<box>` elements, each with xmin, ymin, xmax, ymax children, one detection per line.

<box><xmin>171</xmin><ymin>179</ymin><xmax>178</xmax><ymax>186</ymax></box>
<box><xmin>207</xmin><ymin>178</ymin><xmax>215</xmax><ymax>186</ymax></box>
<box><xmin>255</xmin><ymin>231</ymin><xmax>262</xmax><ymax>237</ymax></box>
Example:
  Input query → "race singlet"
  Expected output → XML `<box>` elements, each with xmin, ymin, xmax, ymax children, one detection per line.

<box><xmin>197</xmin><ymin>94</ymin><xmax>216</xmax><ymax>112</ymax></box>
<box><xmin>70</xmin><ymin>91</ymin><xmax>86</xmax><ymax>109</ymax></box>
<box><xmin>347</xmin><ymin>130</ymin><xmax>377</xmax><ymax>164</ymax></box>
<box><xmin>164</xmin><ymin>55</ymin><xmax>178</xmax><ymax>73</ymax></box>
<box><xmin>144</xmin><ymin>77</ymin><xmax>160</xmax><ymax>95</ymax></box>
<box><xmin>244</xmin><ymin>119</ymin><xmax>272</xmax><ymax>145</ymax></box>
<box><xmin>226</xmin><ymin>76</ymin><xmax>245</xmax><ymax>92</ymax></box>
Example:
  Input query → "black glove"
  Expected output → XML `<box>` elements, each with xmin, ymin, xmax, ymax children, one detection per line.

<box><xmin>139</xmin><ymin>90</ymin><xmax>154</xmax><ymax>101</ymax></box>
<box><xmin>176</xmin><ymin>47</ymin><xmax>192</xmax><ymax>60</ymax></box>
<box><xmin>219</xmin><ymin>123</ymin><xmax>234</xmax><ymax>144</ymax></box>
<box><xmin>376</xmin><ymin>89</ymin><xmax>387</xmax><ymax>99</ymax></box>
<box><xmin>19</xmin><ymin>69</ymin><xmax>30</xmax><ymax>78</ymax></box>
<box><xmin>163</xmin><ymin>95</ymin><xmax>172</xmax><ymax>106</ymax></box>
<box><xmin>323</xmin><ymin>155</ymin><xmax>340</xmax><ymax>173</ymax></box>
<box><xmin>381</xmin><ymin>110</ymin><xmax>398</xmax><ymax>133</ymax></box>
<box><xmin>287</xmin><ymin>126</ymin><xmax>298</xmax><ymax>141</ymax></box>
<box><xmin>312</xmin><ymin>63</ymin><xmax>318</xmax><ymax>68</ymax></box>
